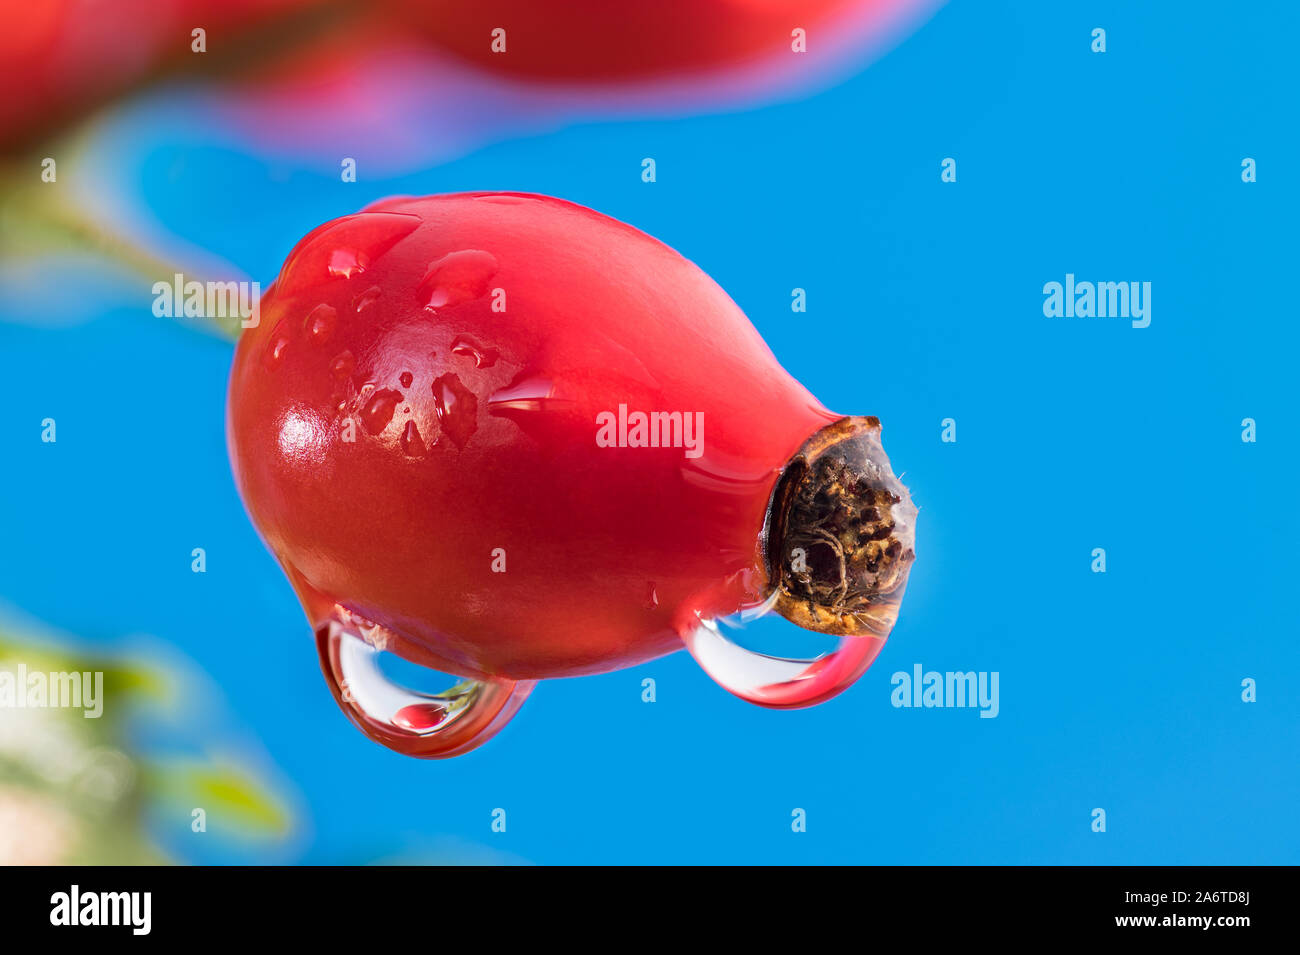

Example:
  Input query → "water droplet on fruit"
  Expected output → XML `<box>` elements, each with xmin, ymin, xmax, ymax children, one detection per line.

<box><xmin>487</xmin><ymin>374</ymin><xmax>574</xmax><ymax>417</ymax></box>
<box><xmin>432</xmin><ymin>372</ymin><xmax>478</xmax><ymax>449</ymax></box>
<box><xmin>315</xmin><ymin>610</ymin><xmax>534</xmax><ymax>758</ymax></box>
<box><xmin>262</xmin><ymin>320</ymin><xmax>291</xmax><ymax>370</ymax></box>
<box><xmin>418</xmin><ymin>250</ymin><xmax>498</xmax><ymax>311</ymax></box>
<box><xmin>645</xmin><ymin>583</ymin><xmax>660</xmax><ymax>610</ymax></box>
<box><xmin>681</xmin><ymin>592</ymin><xmax>888</xmax><ymax>708</ymax></box>
<box><xmin>400</xmin><ymin>420</ymin><xmax>425</xmax><ymax>457</ymax></box>
<box><xmin>327</xmin><ymin>248</ymin><xmax>369</xmax><ymax>279</ymax></box>
<box><xmin>486</xmin><ymin>373</ymin><xmax>578</xmax><ymax>444</ymax></box>
<box><xmin>329</xmin><ymin>350</ymin><xmax>355</xmax><ymax>379</ymax></box>
<box><xmin>303</xmin><ymin>303</ymin><xmax>337</xmax><ymax>344</ymax></box>
<box><xmin>353</xmin><ymin>286</ymin><xmax>382</xmax><ymax>313</ymax></box>
<box><xmin>399</xmin><ymin>371</ymin><xmax>413</xmax><ymax>389</ymax></box>
<box><xmin>450</xmin><ymin>334</ymin><xmax>499</xmax><ymax>368</ymax></box>
<box><xmin>360</xmin><ymin>389</ymin><xmax>402</xmax><ymax>434</ymax></box>
<box><xmin>276</xmin><ymin>212</ymin><xmax>418</xmax><ymax>297</ymax></box>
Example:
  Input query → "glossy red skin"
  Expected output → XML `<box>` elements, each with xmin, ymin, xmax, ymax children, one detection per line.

<box><xmin>228</xmin><ymin>193</ymin><xmax>838</xmax><ymax>682</ymax></box>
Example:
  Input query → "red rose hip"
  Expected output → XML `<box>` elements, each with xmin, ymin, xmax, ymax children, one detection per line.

<box><xmin>226</xmin><ymin>192</ymin><xmax>916</xmax><ymax>758</ymax></box>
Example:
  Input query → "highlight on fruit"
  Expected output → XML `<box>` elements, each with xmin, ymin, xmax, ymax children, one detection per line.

<box><xmin>225</xmin><ymin>192</ymin><xmax>916</xmax><ymax>758</ymax></box>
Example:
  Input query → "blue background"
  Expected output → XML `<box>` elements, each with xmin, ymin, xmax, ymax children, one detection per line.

<box><xmin>2</xmin><ymin>0</ymin><xmax>1297</xmax><ymax>863</ymax></box>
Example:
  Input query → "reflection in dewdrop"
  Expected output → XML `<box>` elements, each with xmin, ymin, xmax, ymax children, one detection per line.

<box><xmin>682</xmin><ymin>590</ymin><xmax>889</xmax><ymax>710</ymax></box>
<box><xmin>315</xmin><ymin>610</ymin><xmax>533</xmax><ymax>759</ymax></box>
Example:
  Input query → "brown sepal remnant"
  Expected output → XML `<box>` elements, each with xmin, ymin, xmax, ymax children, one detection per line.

<box><xmin>764</xmin><ymin>416</ymin><xmax>917</xmax><ymax>637</ymax></box>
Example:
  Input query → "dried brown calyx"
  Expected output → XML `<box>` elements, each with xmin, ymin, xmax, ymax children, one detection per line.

<box><xmin>764</xmin><ymin>416</ymin><xmax>917</xmax><ymax>637</ymax></box>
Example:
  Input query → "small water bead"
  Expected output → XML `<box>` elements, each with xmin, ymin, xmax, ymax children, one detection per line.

<box><xmin>360</xmin><ymin>389</ymin><xmax>403</xmax><ymax>434</ymax></box>
<box><xmin>450</xmin><ymin>334</ymin><xmax>499</xmax><ymax>368</ymax></box>
<box><xmin>399</xmin><ymin>371</ymin><xmax>413</xmax><ymax>389</ymax></box>
<box><xmin>329</xmin><ymin>350</ymin><xmax>355</xmax><ymax>379</ymax></box>
<box><xmin>432</xmin><ymin>372</ymin><xmax>478</xmax><ymax>449</ymax></box>
<box><xmin>264</xmin><ymin>336</ymin><xmax>291</xmax><ymax>370</ymax></box>
<box><xmin>400</xmin><ymin>420</ymin><xmax>426</xmax><ymax>457</ymax></box>
<box><xmin>417</xmin><ymin>250</ymin><xmax>499</xmax><ymax>311</ymax></box>
<box><xmin>262</xmin><ymin>319</ymin><xmax>291</xmax><ymax>371</ymax></box>
<box><xmin>303</xmin><ymin>304</ymin><xmax>337</xmax><ymax>344</ymax></box>
<box><xmin>327</xmin><ymin>248</ymin><xmax>369</xmax><ymax>279</ymax></box>
<box><xmin>276</xmin><ymin>212</ymin><xmax>418</xmax><ymax>297</ymax></box>
<box><xmin>353</xmin><ymin>286</ymin><xmax>382</xmax><ymax>313</ymax></box>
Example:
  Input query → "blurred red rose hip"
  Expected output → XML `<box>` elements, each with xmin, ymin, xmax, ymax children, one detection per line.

<box><xmin>402</xmin><ymin>0</ymin><xmax>876</xmax><ymax>80</ymax></box>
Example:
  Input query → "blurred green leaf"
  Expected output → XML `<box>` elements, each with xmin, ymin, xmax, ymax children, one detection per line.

<box><xmin>0</xmin><ymin>622</ymin><xmax>294</xmax><ymax>862</ymax></box>
<box><xmin>147</xmin><ymin>760</ymin><xmax>291</xmax><ymax>838</ymax></box>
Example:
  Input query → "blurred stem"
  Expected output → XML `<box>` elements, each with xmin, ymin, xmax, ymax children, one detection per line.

<box><xmin>0</xmin><ymin>142</ymin><xmax>242</xmax><ymax>342</ymax></box>
<box><xmin>0</xmin><ymin>2</ymin><xmax>379</xmax><ymax>343</ymax></box>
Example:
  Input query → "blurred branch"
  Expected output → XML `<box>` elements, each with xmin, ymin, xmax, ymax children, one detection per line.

<box><xmin>0</xmin><ymin>145</ymin><xmax>243</xmax><ymax>342</ymax></box>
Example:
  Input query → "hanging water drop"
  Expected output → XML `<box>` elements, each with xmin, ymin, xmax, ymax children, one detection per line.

<box><xmin>680</xmin><ymin>592</ymin><xmax>888</xmax><ymax>709</ymax></box>
<box><xmin>315</xmin><ymin>611</ymin><xmax>534</xmax><ymax>758</ymax></box>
